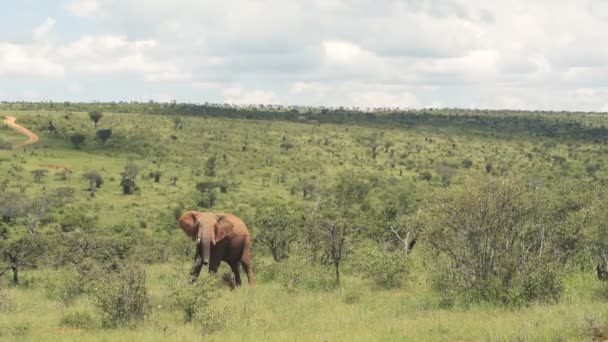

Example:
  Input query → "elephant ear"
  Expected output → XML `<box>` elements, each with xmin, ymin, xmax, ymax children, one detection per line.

<box><xmin>178</xmin><ymin>211</ymin><xmax>199</xmax><ymax>240</ymax></box>
<box><xmin>214</xmin><ymin>215</ymin><xmax>234</xmax><ymax>244</ymax></box>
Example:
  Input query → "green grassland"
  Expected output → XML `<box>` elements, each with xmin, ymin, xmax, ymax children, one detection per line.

<box><xmin>2</xmin><ymin>105</ymin><xmax>608</xmax><ymax>340</ymax></box>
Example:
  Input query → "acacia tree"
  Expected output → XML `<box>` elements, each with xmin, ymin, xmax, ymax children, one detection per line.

<box><xmin>307</xmin><ymin>173</ymin><xmax>371</xmax><ymax>285</ymax></box>
<box><xmin>255</xmin><ymin>206</ymin><xmax>298</xmax><ymax>262</ymax></box>
<box><xmin>309</xmin><ymin>199</ymin><xmax>357</xmax><ymax>285</ymax></box>
<box><xmin>89</xmin><ymin>111</ymin><xmax>103</xmax><ymax>127</ymax></box>
<box><xmin>1</xmin><ymin>237</ymin><xmax>42</xmax><ymax>284</ymax></box>
<box><xmin>22</xmin><ymin>196</ymin><xmax>54</xmax><ymax>237</ymax></box>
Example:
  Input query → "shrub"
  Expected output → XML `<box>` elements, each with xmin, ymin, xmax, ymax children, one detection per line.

<box><xmin>60</xmin><ymin>311</ymin><xmax>96</xmax><ymax>329</ymax></box>
<box><xmin>353</xmin><ymin>244</ymin><xmax>409</xmax><ymax>289</ymax></box>
<box><xmin>165</xmin><ymin>274</ymin><xmax>219</xmax><ymax>323</ymax></box>
<box><xmin>200</xmin><ymin>307</ymin><xmax>228</xmax><ymax>335</ymax></box>
<box><xmin>90</xmin><ymin>261</ymin><xmax>147</xmax><ymax>328</ymax></box>
<box><xmin>426</xmin><ymin>176</ymin><xmax>564</xmax><ymax>306</ymax></box>
<box><xmin>70</xmin><ymin>133</ymin><xmax>86</xmax><ymax>149</ymax></box>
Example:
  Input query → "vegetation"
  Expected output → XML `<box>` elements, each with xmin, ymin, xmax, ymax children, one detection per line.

<box><xmin>2</xmin><ymin>102</ymin><xmax>608</xmax><ymax>340</ymax></box>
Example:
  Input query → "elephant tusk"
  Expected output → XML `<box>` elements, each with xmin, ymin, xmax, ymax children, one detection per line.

<box><xmin>212</xmin><ymin>238</ymin><xmax>216</xmax><ymax>246</ymax></box>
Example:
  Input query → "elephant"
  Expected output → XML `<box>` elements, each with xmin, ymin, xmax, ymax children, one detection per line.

<box><xmin>177</xmin><ymin>210</ymin><xmax>255</xmax><ymax>287</ymax></box>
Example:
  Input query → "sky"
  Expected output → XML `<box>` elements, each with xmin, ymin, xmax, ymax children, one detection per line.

<box><xmin>1</xmin><ymin>0</ymin><xmax>608</xmax><ymax>111</ymax></box>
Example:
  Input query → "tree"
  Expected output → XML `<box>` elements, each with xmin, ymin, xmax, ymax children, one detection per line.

<box><xmin>255</xmin><ymin>207</ymin><xmax>298</xmax><ymax>262</ymax></box>
<box><xmin>1</xmin><ymin>237</ymin><xmax>41</xmax><ymax>284</ymax></box>
<box><xmin>70</xmin><ymin>133</ymin><xmax>86</xmax><ymax>149</ymax></box>
<box><xmin>204</xmin><ymin>155</ymin><xmax>217</xmax><ymax>177</ymax></box>
<box><xmin>0</xmin><ymin>191</ymin><xmax>27</xmax><ymax>223</ymax></box>
<box><xmin>31</xmin><ymin>169</ymin><xmax>48</xmax><ymax>183</ymax></box>
<box><xmin>434</xmin><ymin>164</ymin><xmax>457</xmax><ymax>187</ymax></box>
<box><xmin>21</xmin><ymin>196</ymin><xmax>54</xmax><ymax>237</ymax></box>
<box><xmin>83</xmin><ymin>170</ymin><xmax>104</xmax><ymax>191</ymax></box>
<box><xmin>120</xmin><ymin>161</ymin><xmax>140</xmax><ymax>195</ymax></box>
<box><xmin>96</xmin><ymin>129</ymin><xmax>112</xmax><ymax>146</ymax></box>
<box><xmin>309</xmin><ymin>199</ymin><xmax>355</xmax><ymax>285</ymax></box>
<box><xmin>425</xmin><ymin>176</ymin><xmax>562</xmax><ymax>304</ymax></box>
<box><xmin>89</xmin><ymin>111</ymin><xmax>103</xmax><ymax>127</ymax></box>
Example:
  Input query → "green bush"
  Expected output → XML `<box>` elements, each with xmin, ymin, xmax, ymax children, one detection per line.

<box><xmin>165</xmin><ymin>274</ymin><xmax>220</xmax><ymax>323</ymax></box>
<box><xmin>353</xmin><ymin>244</ymin><xmax>409</xmax><ymax>289</ymax></box>
<box><xmin>200</xmin><ymin>306</ymin><xmax>228</xmax><ymax>335</ymax></box>
<box><xmin>60</xmin><ymin>310</ymin><xmax>96</xmax><ymax>329</ymax></box>
<box><xmin>90</xmin><ymin>261</ymin><xmax>147</xmax><ymax>328</ymax></box>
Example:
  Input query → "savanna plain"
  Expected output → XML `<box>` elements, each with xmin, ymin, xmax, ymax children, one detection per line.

<box><xmin>2</xmin><ymin>102</ymin><xmax>608</xmax><ymax>341</ymax></box>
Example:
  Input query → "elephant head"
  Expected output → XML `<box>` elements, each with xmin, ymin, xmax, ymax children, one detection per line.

<box><xmin>178</xmin><ymin>211</ymin><xmax>220</xmax><ymax>265</ymax></box>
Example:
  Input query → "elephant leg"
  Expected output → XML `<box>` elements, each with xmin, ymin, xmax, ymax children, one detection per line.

<box><xmin>241</xmin><ymin>260</ymin><xmax>255</xmax><ymax>286</ymax></box>
<box><xmin>229</xmin><ymin>261</ymin><xmax>242</xmax><ymax>286</ymax></box>
<box><xmin>208</xmin><ymin>246</ymin><xmax>223</xmax><ymax>274</ymax></box>
<box><xmin>190</xmin><ymin>242</ymin><xmax>204</xmax><ymax>283</ymax></box>
<box><xmin>241</xmin><ymin>237</ymin><xmax>256</xmax><ymax>286</ymax></box>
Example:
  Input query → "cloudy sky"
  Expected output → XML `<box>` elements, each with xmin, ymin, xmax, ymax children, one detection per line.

<box><xmin>1</xmin><ymin>0</ymin><xmax>608</xmax><ymax>111</ymax></box>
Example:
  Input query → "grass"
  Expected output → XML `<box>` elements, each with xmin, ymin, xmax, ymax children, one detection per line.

<box><xmin>1</xmin><ymin>264</ymin><xmax>607</xmax><ymax>341</ymax></box>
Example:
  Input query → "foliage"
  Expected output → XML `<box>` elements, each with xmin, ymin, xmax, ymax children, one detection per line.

<box><xmin>83</xmin><ymin>170</ymin><xmax>104</xmax><ymax>190</ymax></box>
<box><xmin>96</xmin><ymin>129</ymin><xmax>112</xmax><ymax>145</ymax></box>
<box><xmin>89</xmin><ymin>111</ymin><xmax>103</xmax><ymax>127</ymax></box>
<box><xmin>425</xmin><ymin>175</ymin><xmax>563</xmax><ymax>305</ymax></box>
<box><xmin>254</xmin><ymin>206</ymin><xmax>299</xmax><ymax>262</ymax></box>
<box><xmin>120</xmin><ymin>161</ymin><xmax>140</xmax><ymax>194</ymax></box>
<box><xmin>90</xmin><ymin>260</ymin><xmax>148</xmax><ymax>328</ymax></box>
<box><xmin>205</xmin><ymin>155</ymin><xmax>217</xmax><ymax>177</ymax></box>
<box><xmin>353</xmin><ymin>243</ymin><xmax>409</xmax><ymax>289</ymax></box>
<box><xmin>31</xmin><ymin>169</ymin><xmax>48</xmax><ymax>183</ymax></box>
<box><xmin>70</xmin><ymin>133</ymin><xmax>86</xmax><ymax>149</ymax></box>
<box><xmin>165</xmin><ymin>273</ymin><xmax>220</xmax><ymax>322</ymax></box>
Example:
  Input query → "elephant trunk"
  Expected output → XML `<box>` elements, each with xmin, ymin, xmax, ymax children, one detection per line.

<box><xmin>200</xmin><ymin>222</ymin><xmax>211</xmax><ymax>265</ymax></box>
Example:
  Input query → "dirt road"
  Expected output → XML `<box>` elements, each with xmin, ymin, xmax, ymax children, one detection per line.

<box><xmin>3</xmin><ymin>116</ymin><xmax>40</xmax><ymax>148</ymax></box>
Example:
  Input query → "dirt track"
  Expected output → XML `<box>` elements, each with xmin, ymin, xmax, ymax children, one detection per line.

<box><xmin>3</xmin><ymin>116</ymin><xmax>39</xmax><ymax>148</ymax></box>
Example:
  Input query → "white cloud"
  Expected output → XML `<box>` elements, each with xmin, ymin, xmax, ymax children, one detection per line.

<box><xmin>348</xmin><ymin>88</ymin><xmax>419</xmax><ymax>109</ymax></box>
<box><xmin>192</xmin><ymin>82</ymin><xmax>221</xmax><ymax>89</ymax></box>
<box><xmin>0</xmin><ymin>43</ymin><xmax>64</xmax><ymax>77</ymax></box>
<box><xmin>5</xmin><ymin>1</ymin><xmax>608</xmax><ymax>110</ymax></box>
<box><xmin>33</xmin><ymin>17</ymin><xmax>55</xmax><ymax>40</ymax></box>
<box><xmin>65</xmin><ymin>0</ymin><xmax>101</xmax><ymax>17</ymax></box>
<box><xmin>290</xmin><ymin>81</ymin><xmax>329</xmax><ymax>95</ymax></box>
<box><xmin>222</xmin><ymin>87</ymin><xmax>281</xmax><ymax>105</ymax></box>
<box><xmin>323</xmin><ymin>40</ymin><xmax>374</xmax><ymax>65</ymax></box>
<box><xmin>58</xmin><ymin>35</ymin><xmax>190</xmax><ymax>81</ymax></box>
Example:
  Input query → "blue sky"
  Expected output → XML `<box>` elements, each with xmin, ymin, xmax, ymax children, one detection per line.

<box><xmin>2</xmin><ymin>0</ymin><xmax>608</xmax><ymax>111</ymax></box>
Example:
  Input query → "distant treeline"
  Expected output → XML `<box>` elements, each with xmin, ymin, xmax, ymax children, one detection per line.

<box><xmin>2</xmin><ymin>101</ymin><xmax>608</xmax><ymax>141</ymax></box>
